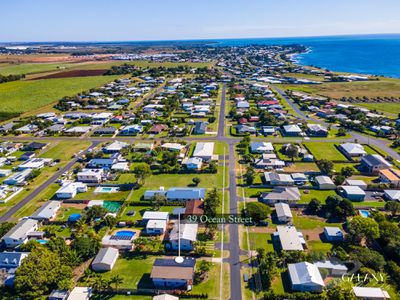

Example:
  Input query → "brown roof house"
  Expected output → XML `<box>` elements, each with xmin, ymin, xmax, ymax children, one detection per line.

<box><xmin>150</xmin><ymin>258</ymin><xmax>195</xmax><ymax>290</ymax></box>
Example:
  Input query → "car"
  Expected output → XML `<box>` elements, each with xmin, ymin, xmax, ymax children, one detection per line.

<box><xmin>243</xmin><ymin>274</ymin><xmax>249</xmax><ymax>282</ymax></box>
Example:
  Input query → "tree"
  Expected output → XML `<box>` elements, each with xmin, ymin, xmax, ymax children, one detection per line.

<box><xmin>0</xmin><ymin>222</ymin><xmax>15</xmax><ymax>238</ymax></box>
<box><xmin>334</xmin><ymin>175</ymin><xmax>345</xmax><ymax>185</ymax></box>
<box><xmin>14</xmin><ymin>248</ymin><xmax>73</xmax><ymax>299</ymax></box>
<box><xmin>110</xmin><ymin>275</ymin><xmax>124</xmax><ymax>292</ymax></box>
<box><xmin>385</xmin><ymin>201</ymin><xmax>400</xmax><ymax>217</ymax></box>
<box><xmin>150</xmin><ymin>193</ymin><xmax>166</xmax><ymax>210</ymax></box>
<box><xmin>337</xmin><ymin>127</ymin><xmax>347</xmax><ymax>137</ymax></box>
<box><xmin>285</xmin><ymin>144</ymin><xmax>298</xmax><ymax>161</ymax></box>
<box><xmin>104</xmin><ymin>215</ymin><xmax>117</xmax><ymax>228</ymax></box>
<box><xmin>349</xmin><ymin>246</ymin><xmax>386</xmax><ymax>271</ymax></box>
<box><xmin>72</xmin><ymin>235</ymin><xmax>101</xmax><ymax>261</ymax></box>
<box><xmin>341</xmin><ymin>166</ymin><xmax>354</xmax><ymax>178</ymax></box>
<box><xmin>133</xmin><ymin>163</ymin><xmax>152</xmax><ymax>184</ymax></box>
<box><xmin>316</xmin><ymin>159</ymin><xmax>334</xmax><ymax>175</ymax></box>
<box><xmin>307</xmin><ymin>198</ymin><xmax>322</xmax><ymax>214</ymax></box>
<box><xmin>243</xmin><ymin>166</ymin><xmax>256</xmax><ymax>185</ymax></box>
<box><xmin>244</xmin><ymin>202</ymin><xmax>271</xmax><ymax>224</ymax></box>
<box><xmin>192</xmin><ymin>177</ymin><xmax>201</xmax><ymax>186</ymax></box>
<box><xmin>204</xmin><ymin>187</ymin><xmax>220</xmax><ymax>217</ymax></box>
<box><xmin>348</xmin><ymin>216</ymin><xmax>380</xmax><ymax>245</ymax></box>
<box><xmin>85</xmin><ymin>205</ymin><xmax>108</xmax><ymax>222</ymax></box>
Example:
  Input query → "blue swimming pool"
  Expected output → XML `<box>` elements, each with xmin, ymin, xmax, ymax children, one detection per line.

<box><xmin>359</xmin><ymin>209</ymin><xmax>370</xmax><ymax>218</ymax></box>
<box><xmin>37</xmin><ymin>239</ymin><xmax>48</xmax><ymax>245</ymax></box>
<box><xmin>114</xmin><ymin>230</ymin><xmax>135</xmax><ymax>238</ymax></box>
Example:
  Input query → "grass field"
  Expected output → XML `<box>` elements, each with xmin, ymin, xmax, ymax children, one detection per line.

<box><xmin>0</xmin><ymin>75</ymin><xmax>119</xmax><ymax>114</ymax></box>
<box><xmin>0</xmin><ymin>62</ymin><xmax>77</xmax><ymax>76</ymax></box>
<box><xmin>304</xmin><ymin>142</ymin><xmax>348</xmax><ymax>161</ymax></box>
<box><xmin>352</xmin><ymin>102</ymin><xmax>400</xmax><ymax>115</ymax></box>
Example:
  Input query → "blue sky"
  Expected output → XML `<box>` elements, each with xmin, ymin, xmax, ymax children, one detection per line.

<box><xmin>1</xmin><ymin>0</ymin><xmax>400</xmax><ymax>42</ymax></box>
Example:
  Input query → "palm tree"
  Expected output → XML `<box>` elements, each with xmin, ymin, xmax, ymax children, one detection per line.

<box><xmin>110</xmin><ymin>275</ymin><xmax>124</xmax><ymax>292</ymax></box>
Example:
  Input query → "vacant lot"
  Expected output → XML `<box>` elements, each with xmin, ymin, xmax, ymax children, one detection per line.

<box><xmin>304</xmin><ymin>142</ymin><xmax>348</xmax><ymax>161</ymax></box>
<box><xmin>0</xmin><ymin>75</ymin><xmax>119</xmax><ymax>114</ymax></box>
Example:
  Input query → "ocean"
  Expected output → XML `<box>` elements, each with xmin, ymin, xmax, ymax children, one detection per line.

<box><xmin>211</xmin><ymin>34</ymin><xmax>400</xmax><ymax>78</ymax></box>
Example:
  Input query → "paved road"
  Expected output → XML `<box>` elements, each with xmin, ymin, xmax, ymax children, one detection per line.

<box><xmin>218</xmin><ymin>84</ymin><xmax>227</xmax><ymax>138</ymax></box>
<box><xmin>0</xmin><ymin>141</ymin><xmax>99</xmax><ymax>222</ymax></box>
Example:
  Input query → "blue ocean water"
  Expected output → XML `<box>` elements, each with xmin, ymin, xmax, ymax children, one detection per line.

<box><xmin>211</xmin><ymin>34</ymin><xmax>400</xmax><ymax>78</ymax></box>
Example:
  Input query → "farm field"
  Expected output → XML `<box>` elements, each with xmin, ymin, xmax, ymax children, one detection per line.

<box><xmin>0</xmin><ymin>75</ymin><xmax>119</xmax><ymax>114</ymax></box>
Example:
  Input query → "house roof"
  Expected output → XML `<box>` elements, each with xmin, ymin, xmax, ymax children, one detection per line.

<box><xmin>380</xmin><ymin>169</ymin><xmax>400</xmax><ymax>181</ymax></box>
<box><xmin>315</xmin><ymin>176</ymin><xmax>335</xmax><ymax>185</ymax></box>
<box><xmin>324</xmin><ymin>226</ymin><xmax>343</xmax><ymax>237</ymax></box>
<box><xmin>142</xmin><ymin>211</ymin><xmax>169</xmax><ymax>221</ymax></box>
<box><xmin>185</xmin><ymin>200</ymin><xmax>204</xmax><ymax>215</ymax></box>
<box><xmin>150</xmin><ymin>258</ymin><xmax>195</xmax><ymax>280</ymax></box>
<box><xmin>288</xmin><ymin>262</ymin><xmax>325</xmax><ymax>287</ymax></box>
<box><xmin>2</xmin><ymin>219</ymin><xmax>38</xmax><ymax>241</ymax></box>
<box><xmin>262</xmin><ymin>187</ymin><xmax>300</xmax><ymax>202</ymax></box>
<box><xmin>384</xmin><ymin>189</ymin><xmax>400</xmax><ymax>200</ymax></box>
<box><xmin>169</xmin><ymin>223</ymin><xmax>198</xmax><ymax>242</ymax></box>
<box><xmin>275</xmin><ymin>203</ymin><xmax>292</xmax><ymax>218</ymax></box>
<box><xmin>352</xmin><ymin>287</ymin><xmax>390</xmax><ymax>299</ymax></box>
<box><xmin>283</xmin><ymin>124</ymin><xmax>302</xmax><ymax>133</ymax></box>
<box><xmin>361</xmin><ymin>154</ymin><xmax>392</xmax><ymax>168</ymax></box>
<box><xmin>30</xmin><ymin>200</ymin><xmax>60</xmax><ymax>220</ymax></box>
<box><xmin>276</xmin><ymin>225</ymin><xmax>304</xmax><ymax>251</ymax></box>
<box><xmin>193</xmin><ymin>142</ymin><xmax>214</xmax><ymax>158</ymax></box>
<box><xmin>340</xmin><ymin>143</ymin><xmax>366</xmax><ymax>155</ymax></box>
<box><xmin>167</xmin><ymin>188</ymin><xmax>206</xmax><ymax>200</ymax></box>
<box><xmin>92</xmin><ymin>247</ymin><xmax>119</xmax><ymax>267</ymax></box>
<box><xmin>251</xmin><ymin>142</ymin><xmax>274</xmax><ymax>152</ymax></box>
<box><xmin>342</xmin><ymin>185</ymin><xmax>366</xmax><ymax>196</ymax></box>
<box><xmin>0</xmin><ymin>251</ymin><xmax>29</xmax><ymax>268</ymax></box>
<box><xmin>153</xmin><ymin>294</ymin><xmax>179</xmax><ymax>300</ymax></box>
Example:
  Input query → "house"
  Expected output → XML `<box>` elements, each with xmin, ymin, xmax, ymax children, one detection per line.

<box><xmin>23</xmin><ymin>142</ymin><xmax>47</xmax><ymax>151</ymax></box>
<box><xmin>103</xmin><ymin>141</ymin><xmax>129</xmax><ymax>153</ymax></box>
<box><xmin>143</xmin><ymin>211</ymin><xmax>169</xmax><ymax>235</ymax></box>
<box><xmin>88</xmin><ymin>157</ymin><xmax>117</xmax><ymax>169</ymax></box>
<box><xmin>16</xmin><ymin>124</ymin><xmax>38</xmax><ymax>134</ymax></box>
<box><xmin>18</xmin><ymin>158</ymin><xmax>49</xmax><ymax>170</ymax></box>
<box><xmin>236</xmin><ymin>100</ymin><xmax>250</xmax><ymax>109</ymax></box>
<box><xmin>64</xmin><ymin>126</ymin><xmax>91</xmax><ymax>135</ymax></box>
<box><xmin>352</xmin><ymin>287</ymin><xmax>390</xmax><ymax>300</ymax></box>
<box><xmin>379</xmin><ymin>168</ymin><xmax>400</xmax><ymax>186</ymax></box>
<box><xmin>153</xmin><ymin>294</ymin><xmax>179</xmax><ymax>300</ymax></box>
<box><xmin>162</xmin><ymin>143</ymin><xmax>185</xmax><ymax>152</ymax></box>
<box><xmin>344</xmin><ymin>179</ymin><xmax>368</xmax><ymax>190</ymax></box>
<box><xmin>101</xmin><ymin>233</ymin><xmax>136</xmax><ymax>250</ymax></box>
<box><xmin>56</xmin><ymin>182</ymin><xmax>87</xmax><ymax>199</ymax></box>
<box><xmin>166</xmin><ymin>188</ymin><xmax>205</xmax><ymax>201</ymax></box>
<box><xmin>93</xmin><ymin>126</ymin><xmax>117</xmax><ymax>135</ymax></box>
<box><xmin>250</xmin><ymin>142</ymin><xmax>274</xmax><ymax>154</ymax></box>
<box><xmin>314</xmin><ymin>260</ymin><xmax>348</xmax><ymax>276</ymax></box>
<box><xmin>46</xmin><ymin>124</ymin><xmax>65</xmax><ymax>134</ymax></box>
<box><xmin>288</xmin><ymin>262</ymin><xmax>325</xmax><ymax>292</ymax></box>
<box><xmin>264</xmin><ymin>172</ymin><xmax>294</xmax><ymax>186</ymax></box>
<box><xmin>0</xmin><ymin>169</ymin><xmax>11</xmax><ymax>177</ymax></box>
<box><xmin>291</xmin><ymin>173</ymin><xmax>307</xmax><ymax>185</ymax></box>
<box><xmin>192</xmin><ymin>122</ymin><xmax>208</xmax><ymax>134</ymax></box>
<box><xmin>1</xmin><ymin>219</ymin><xmax>38</xmax><ymax>248</ymax></box>
<box><xmin>0</xmin><ymin>122</ymin><xmax>15</xmax><ymax>133</ymax></box>
<box><xmin>19</xmin><ymin>151</ymin><xmax>35</xmax><ymax>161</ymax></box>
<box><xmin>339</xmin><ymin>143</ymin><xmax>367</xmax><ymax>157</ymax></box>
<box><xmin>67</xmin><ymin>287</ymin><xmax>92</xmax><ymax>300</ymax></box>
<box><xmin>184</xmin><ymin>199</ymin><xmax>204</xmax><ymax>217</ymax></box>
<box><xmin>111</xmin><ymin>162</ymin><xmax>129</xmax><ymax>172</ymax></box>
<box><xmin>150</xmin><ymin>258</ymin><xmax>195</xmax><ymax>290</ymax></box>
<box><xmin>361</xmin><ymin>154</ymin><xmax>392</xmax><ymax>175</ymax></box>
<box><xmin>182</xmin><ymin>157</ymin><xmax>203</xmax><ymax>170</ymax></box>
<box><xmin>274</xmin><ymin>225</ymin><xmax>306</xmax><ymax>251</ymax></box>
<box><xmin>341</xmin><ymin>185</ymin><xmax>366</xmax><ymax>201</ymax></box>
<box><xmin>236</xmin><ymin>124</ymin><xmax>256</xmax><ymax>134</ymax></box>
<box><xmin>30</xmin><ymin>200</ymin><xmax>61</xmax><ymax>221</ymax></box>
<box><xmin>383</xmin><ymin>190</ymin><xmax>400</xmax><ymax>201</ymax></box>
<box><xmin>192</xmin><ymin>142</ymin><xmax>214</xmax><ymax>161</ymax></box>
<box><xmin>282</xmin><ymin>124</ymin><xmax>302</xmax><ymax>136</ymax></box>
<box><xmin>148</xmin><ymin>124</ymin><xmax>168</xmax><ymax>134</ymax></box>
<box><xmin>306</xmin><ymin>124</ymin><xmax>328</xmax><ymax>137</ymax></box>
<box><xmin>0</xmin><ymin>251</ymin><xmax>30</xmax><ymax>287</ymax></box>
<box><xmin>119</xmin><ymin>124</ymin><xmax>143</xmax><ymax>135</ymax></box>
<box><xmin>169</xmin><ymin>223</ymin><xmax>198</xmax><ymax>251</ymax></box>
<box><xmin>324</xmin><ymin>226</ymin><xmax>344</xmax><ymax>242</ymax></box>
<box><xmin>261</xmin><ymin>126</ymin><xmax>276</xmax><ymax>136</ymax></box>
<box><xmin>275</xmin><ymin>202</ymin><xmax>293</xmax><ymax>223</ymax></box>
<box><xmin>77</xmin><ymin>169</ymin><xmax>104</xmax><ymax>183</ymax></box>
<box><xmin>261</xmin><ymin>187</ymin><xmax>301</xmax><ymax>204</ymax></box>
<box><xmin>254</xmin><ymin>154</ymin><xmax>285</xmax><ymax>169</ymax></box>
<box><xmin>91</xmin><ymin>247</ymin><xmax>119</xmax><ymax>272</ymax></box>
<box><xmin>4</xmin><ymin>169</ymin><xmax>32</xmax><ymax>185</ymax></box>
<box><xmin>132</xmin><ymin>142</ymin><xmax>154</xmax><ymax>152</ymax></box>
<box><xmin>315</xmin><ymin>176</ymin><xmax>336</xmax><ymax>190</ymax></box>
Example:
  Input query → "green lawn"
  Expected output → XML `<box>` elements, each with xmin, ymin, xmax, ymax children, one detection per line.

<box><xmin>304</xmin><ymin>142</ymin><xmax>348</xmax><ymax>161</ymax></box>
<box><xmin>0</xmin><ymin>62</ymin><xmax>77</xmax><ymax>75</ymax></box>
<box><xmin>307</xmin><ymin>240</ymin><xmax>334</xmax><ymax>253</ymax></box>
<box><xmin>118</xmin><ymin>205</ymin><xmax>177</xmax><ymax>222</ymax></box>
<box><xmin>101</xmin><ymin>255</ymin><xmax>155</xmax><ymax>289</ymax></box>
<box><xmin>0</xmin><ymin>75</ymin><xmax>119</xmax><ymax>114</ymax></box>
<box><xmin>298</xmin><ymin>189</ymin><xmax>338</xmax><ymax>204</ymax></box>
<box><xmin>245</xmin><ymin>231</ymin><xmax>274</xmax><ymax>252</ymax></box>
<box><xmin>292</xmin><ymin>213</ymin><xmax>343</xmax><ymax>230</ymax></box>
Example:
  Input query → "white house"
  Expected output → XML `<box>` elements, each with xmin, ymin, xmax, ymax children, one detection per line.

<box><xmin>192</xmin><ymin>142</ymin><xmax>214</xmax><ymax>161</ymax></box>
<box><xmin>56</xmin><ymin>182</ymin><xmax>87</xmax><ymax>199</ymax></box>
<box><xmin>315</xmin><ymin>176</ymin><xmax>336</xmax><ymax>190</ymax></box>
<box><xmin>288</xmin><ymin>262</ymin><xmax>325</xmax><ymax>292</ymax></box>
<box><xmin>67</xmin><ymin>287</ymin><xmax>92</xmax><ymax>300</ymax></box>
<box><xmin>339</xmin><ymin>143</ymin><xmax>366</xmax><ymax>157</ymax></box>
<box><xmin>103</xmin><ymin>141</ymin><xmax>129</xmax><ymax>153</ymax></box>
<box><xmin>264</xmin><ymin>172</ymin><xmax>294</xmax><ymax>186</ymax></box>
<box><xmin>275</xmin><ymin>202</ymin><xmax>293</xmax><ymax>223</ymax></box>
<box><xmin>91</xmin><ymin>247</ymin><xmax>119</xmax><ymax>272</ymax></box>
<box><xmin>352</xmin><ymin>287</ymin><xmax>390</xmax><ymax>300</ymax></box>
<box><xmin>143</xmin><ymin>211</ymin><xmax>169</xmax><ymax>235</ymax></box>
<box><xmin>77</xmin><ymin>169</ymin><xmax>104</xmax><ymax>183</ymax></box>
<box><xmin>250</xmin><ymin>142</ymin><xmax>274</xmax><ymax>154</ymax></box>
<box><xmin>4</xmin><ymin>169</ymin><xmax>32</xmax><ymax>185</ymax></box>
<box><xmin>30</xmin><ymin>200</ymin><xmax>61</xmax><ymax>221</ymax></box>
<box><xmin>151</xmin><ymin>258</ymin><xmax>195</xmax><ymax>290</ymax></box>
<box><xmin>169</xmin><ymin>223</ymin><xmax>198</xmax><ymax>251</ymax></box>
<box><xmin>1</xmin><ymin>219</ymin><xmax>39</xmax><ymax>248</ymax></box>
<box><xmin>274</xmin><ymin>225</ymin><xmax>305</xmax><ymax>251</ymax></box>
<box><xmin>182</xmin><ymin>157</ymin><xmax>203</xmax><ymax>170</ymax></box>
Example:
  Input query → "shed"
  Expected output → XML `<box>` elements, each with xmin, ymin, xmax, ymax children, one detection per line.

<box><xmin>91</xmin><ymin>247</ymin><xmax>119</xmax><ymax>272</ymax></box>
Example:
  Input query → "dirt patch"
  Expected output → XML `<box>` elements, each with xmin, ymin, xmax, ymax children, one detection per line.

<box><xmin>31</xmin><ymin>69</ymin><xmax>107</xmax><ymax>80</ymax></box>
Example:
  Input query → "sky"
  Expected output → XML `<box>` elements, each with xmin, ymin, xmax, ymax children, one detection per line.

<box><xmin>1</xmin><ymin>0</ymin><xmax>400</xmax><ymax>42</ymax></box>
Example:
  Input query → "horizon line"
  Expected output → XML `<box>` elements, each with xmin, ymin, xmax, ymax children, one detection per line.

<box><xmin>1</xmin><ymin>32</ymin><xmax>400</xmax><ymax>45</ymax></box>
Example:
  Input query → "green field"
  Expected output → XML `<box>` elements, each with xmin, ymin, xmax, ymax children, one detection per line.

<box><xmin>352</xmin><ymin>102</ymin><xmax>400</xmax><ymax>115</ymax></box>
<box><xmin>304</xmin><ymin>142</ymin><xmax>348</xmax><ymax>161</ymax></box>
<box><xmin>0</xmin><ymin>62</ymin><xmax>76</xmax><ymax>76</ymax></box>
<box><xmin>0</xmin><ymin>75</ymin><xmax>119</xmax><ymax>114</ymax></box>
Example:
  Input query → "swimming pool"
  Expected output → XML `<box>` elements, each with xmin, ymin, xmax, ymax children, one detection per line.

<box><xmin>94</xmin><ymin>186</ymin><xmax>119</xmax><ymax>193</ymax></box>
<box><xmin>359</xmin><ymin>209</ymin><xmax>370</xmax><ymax>218</ymax></box>
<box><xmin>114</xmin><ymin>230</ymin><xmax>136</xmax><ymax>238</ymax></box>
<box><xmin>36</xmin><ymin>239</ymin><xmax>48</xmax><ymax>245</ymax></box>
